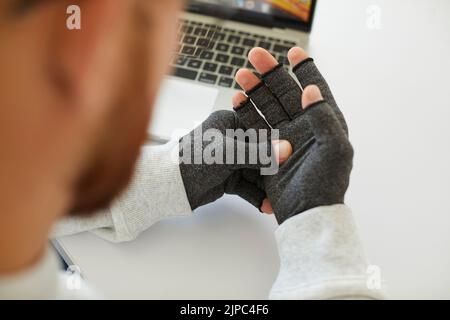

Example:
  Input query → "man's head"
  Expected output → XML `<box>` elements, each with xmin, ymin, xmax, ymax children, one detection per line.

<box><xmin>0</xmin><ymin>0</ymin><xmax>182</xmax><ymax>222</ymax></box>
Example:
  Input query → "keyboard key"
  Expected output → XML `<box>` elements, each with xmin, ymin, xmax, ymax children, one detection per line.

<box><xmin>234</xmin><ymin>82</ymin><xmax>243</xmax><ymax>90</ymax></box>
<box><xmin>183</xmin><ymin>36</ymin><xmax>196</xmax><ymax>45</ymax></box>
<box><xmin>206</xmin><ymin>41</ymin><xmax>216</xmax><ymax>50</ymax></box>
<box><xmin>206</xmin><ymin>29</ymin><xmax>216</xmax><ymax>38</ymax></box>
<box><xmin>173</xmin><ymin>56</ymin><xmax>188</xmax><ymax>66</ymax></box>
<box><xmin>215</xmin><ymin>54</ymin><xmax>230</xmax><ymax>64</ymax></box>
<box><xmin>182</xmin><ymin>25</ymin><xmax>193</xmax><ymax>34</ymax></box>
<box><xmin>216</xmin><ymin>43</ymin><xmax>230</xmax><ymax>52</ymax></box>
<box><xmin>283</xmin><ymin>40</ymin><xmax>296</xmax><ymax>46</ymax></box>
<box><xmin>219</xmin><ymin>65</ymin><xmax>234</xmax><ymax>76</ymax></box>
<box><xmin>231</xmin><ymin>46</ymin><xmax>245</xmax><ymax>55</ymax></box>
<box><xmin>204</xmin><ymin>62</ymin><xmax>218</xmax><ymax>72</ymax></box>
<box><xmin>273</xmin><ymin>44</ymin><xmax>290</xmax><ymax>53</ymax></box>
<box><xmin>181</xmin><ymin>46</ymin><xmax>196</xmax><ymax>55</ymax></box>
<box><xmin>197</xmin><ymin>38</ymin><xmax>211</xmax><ymax>47</ymax></box>
<box><xmin>218</xmin><ymin>76</ymin><xmax>234</xmax><ymax>88</ymax></box>
<box><xmin>230</xmin><ymin>57</ymin><xmax>245</xmax><ymax>67</ymax></box>
<box><xmin>194</xmin><ymin>27</ymin><xmax>207</xmax><ymax>36</ymax></box>
<box><xmin>212</xmin><ymin>33</ymin><xmax>226</xmax><ymax>41</ymax></box>
<box><xmin>246</xmin><ymin>61</ymin><xmax>254</xmax><ymax>69</ymax></box>
<box><xmin>228</xmin><ymin>35</ymin><xmax>241</xmax><ymax>44</ymax></box>
<box><xmin>199</xmin><ymin>72</ymin><xmax>218</xmax><ymax>85</ymax></box>
<box><xmin>258</xmin><ymin>41</ymin><xmax>272</xmax><ymax>50</ymax></box>
<box><xmin>278</xmin><ymin>55</ymin><xmax>289</xmax><ymax>65</ymax></box>
<box><xmin>187</xmin><ymin>59</ymin><xmax>202</xmax><ymax>69</ymax></box>
<box><xmin>242</xmin><ymin>38</ymin><xmax>256</xmax><ymax>47</ymax></box>
<box><xmin>199</xmin><ymin>51</ymin><xmax>214</xmax><ymax>60</ymax></box>
<box><xmin>173</xmin><ymin>67</ymin><xmax>198</xmax><ymax>80</ymax></box>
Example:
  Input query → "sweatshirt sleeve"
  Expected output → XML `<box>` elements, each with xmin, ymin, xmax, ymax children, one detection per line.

<box><xmin>269</xmin><ymin>204</ymin><xmax>387</xmax><ymax>300</ymax></box>
<box><xmin>52</xmin><ymin>140</ymin><xmax>193</xmax><ymax>242</ymax></box>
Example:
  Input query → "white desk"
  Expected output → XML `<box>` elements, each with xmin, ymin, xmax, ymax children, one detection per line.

<box><xmin>57</xmin><ymin>0</ymin><xmax>450</xmax><ymax>299</ymax></box>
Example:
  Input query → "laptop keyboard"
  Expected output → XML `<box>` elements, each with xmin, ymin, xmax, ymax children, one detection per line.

<box><xmin>171</xmin><ymin>18</ymin><xmax>297</xmax><ymax>90</ymax></box>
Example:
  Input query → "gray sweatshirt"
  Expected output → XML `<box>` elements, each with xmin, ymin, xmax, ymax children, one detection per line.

<box><xmin>0</xmin><ymin>141</ymin><xmax>386</xmax><ymax>299</ymax></box>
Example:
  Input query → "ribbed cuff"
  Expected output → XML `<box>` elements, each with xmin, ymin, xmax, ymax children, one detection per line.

<box><xmin>108</xmin><ymin>140</ymin><xmax>193</xmax><ymax>242</ymax></box>
<box><xmin>270</xmin><ymin>205</ymin><xmax>387</xmax><ymax>300</ymax></box>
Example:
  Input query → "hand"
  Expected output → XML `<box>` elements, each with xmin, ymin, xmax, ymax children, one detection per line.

<box><xmin>178</xmin><ymin>109</ymin><xmax>292</xmax><ymax>211</ymax></box>
<box><xmin>234</xmin><ymin>47</ymin><xmax>353</xmax><ymax>224</ymax></box>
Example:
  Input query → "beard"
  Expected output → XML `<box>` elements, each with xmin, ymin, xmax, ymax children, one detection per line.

<box><xmin>69</xmin><ymin>23</ymin><xmax>152</xmax><ymax>216</ymax></box>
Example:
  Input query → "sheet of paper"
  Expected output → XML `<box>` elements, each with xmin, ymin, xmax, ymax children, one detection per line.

<box><xmin>149</xmin><ymin>78</ymin><xmax>219</xmax><ymax>141</ymax></box>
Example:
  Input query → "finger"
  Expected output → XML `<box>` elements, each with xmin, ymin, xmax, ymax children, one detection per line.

<box><xmin>260</xmin><ymin>198</ymin><xmax>274</xmax><ymax>214</ymax></box>
<box><xmin>290</xmin><ymin>51</ymin><xmax>334</xmax><ymax>104</ymax></box>
<box><xmin>289</xmin><ymin>47</ymin><xmax>348</xmax><ymax>134</ymax></box>
<box><xmin>272</xmin><ymin>140</ymin><xmax>293</xmax><ymax>164</ymax></box>
<box><xmin>233</xmin><ymin>79</ymin><xmax>270</xmax><ymax>130</ymax></box>
<box><xmin>232</xmin><ymin>91</ymin><xmax>248</xmax><ymax>108</ymax></box>
<box><xmin>286</xmin><ymin>46</ymin><xmax>309</xmax><ymax>67</ymax></box>
<box><xmin>233</xmin><ymin>91</ymin><xmax>270</xmax><ymax>130</ymax></box>
<box><xmin>262</xmin><ymin>64</ymin><xmax>302</xmax><ymax>119</ymax></box>
<box><xmin>247</xmin><ymin>83</ymin><xmax>290</xmax><ymax>128</ymax></box>
<box><xmin>302</xmin><ymin>84</ymin><xmax>323</xmax><ymax>107</ymax></box>
<box><xmin>302</xmin><ymin>85</ymin><xmax>347</xmax><ymax>141</ymax></box>
<box><xmin>248</xmin><ymin>47</ymin><xmax>279</xmax><ymax>74</ymax></box>
<box><xmin>235</xmin><ymin>68</ymin><xmax>261</xmax><ymax>92</ymax></box>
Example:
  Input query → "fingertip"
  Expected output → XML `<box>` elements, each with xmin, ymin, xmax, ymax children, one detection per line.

<box><xmin>260</xmin><ymin>198</ymin><xmax>274</xmax><ymax>214</ymax></box>
<box><xmin>235</xmin><ymin>68</ymin><xmax>247</xmax><ymax>81</ymax></box>
<box><xmin>248</xmin><ymin>47</ymin><xmax>267</xmax><ymax>60</ymax></box>
<box><xmin>287</xmin><ymin>47</ymin><xmax>309</xmax><ymax>67</ymax></box>
<box><xmin>302</xmin><ymin>85</ymin><xmax>324</xmax><ymax>109</ymax></box>
<box><xmin>248</xmin><ymin>47</ymin><xmax>279</xmax><ymax>74</ymax></box>
<box><xmin>235</xmin><ymin>68</ymin><xmax>261</xmax><ymax>92</ymax></box>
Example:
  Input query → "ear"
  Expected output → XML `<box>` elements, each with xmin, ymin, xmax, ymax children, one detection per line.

<box><xmin>48</xmin><ymin>0</ymin><xmax>130</xmax><ymax>109</ymax></box>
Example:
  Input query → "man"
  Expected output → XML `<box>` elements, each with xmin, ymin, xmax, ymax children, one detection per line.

<box><xmin>0</xmin><ymin>0</ymin><xmax>385</xmax><ymax>299</ymax></box>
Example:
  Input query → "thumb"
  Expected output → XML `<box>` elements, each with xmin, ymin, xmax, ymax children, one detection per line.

<box><xmin>272</xmin><ymin>140</ymin><xmax>293</xmax><ymax>164</ymax></box>
<box><xmin>302</xmin><ymin>85</ymin><xmax>347</xmax><ymax>141</ymax></box>
<box><xmin>302</xmin><ymin>84</ymin><xmax>324</xmax><ymax>107</ymax></box>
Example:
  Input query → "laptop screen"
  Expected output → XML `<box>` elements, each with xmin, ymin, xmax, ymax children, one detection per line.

<box><xmin>187</xmin><ymin>0</ymin><xmax>317</xmax><ymax>32</ymax></box>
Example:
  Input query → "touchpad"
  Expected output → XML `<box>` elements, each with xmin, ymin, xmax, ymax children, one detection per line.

<box><xmin>149</xmin><ymin>78</ymin><xmax>219</xmax><ymax>141</ymax></box>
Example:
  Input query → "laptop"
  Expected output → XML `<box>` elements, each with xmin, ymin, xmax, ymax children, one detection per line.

<box><xmin>149</xmin><ymin>0</ymin><xmax>317</xmax><ymax>141</ymax></box>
